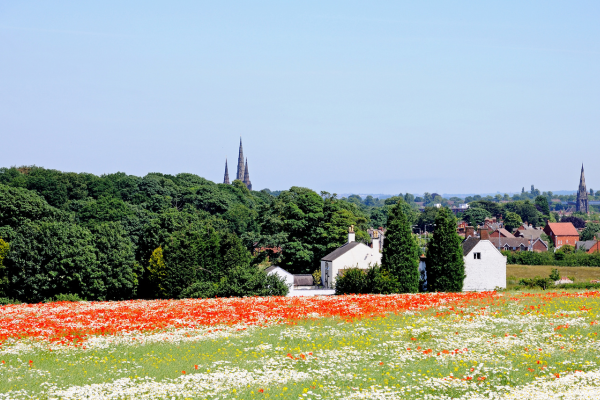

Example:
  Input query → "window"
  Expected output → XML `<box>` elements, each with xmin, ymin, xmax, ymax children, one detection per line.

<box><xmin>473</xmin><ymin>252</ymin><xmax>481</xmax><ymax>260</ymax></box>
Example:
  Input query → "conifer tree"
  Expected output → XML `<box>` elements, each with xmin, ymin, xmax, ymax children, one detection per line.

<box><xmin>381</xmin><ymin>200</ymin><xmax>419</xmax><ymax>293</ymax></box>
<box><xmin>426</xmin><ymin>207</ymin><xmax>465</xmax><ymax>292</ymax></box>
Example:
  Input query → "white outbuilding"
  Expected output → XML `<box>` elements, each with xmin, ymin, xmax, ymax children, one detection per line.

<box><xmin>461</xmin><ymin>237</ymin><xmax>507</xmax><ymax>291</ymax></box>
<box><xmin>320</xmin><ymin>226</ymin><xmax>383</xmax><ymax>289</ymax></box>
<box><xmin>265</xmin><ymin>266</ymin><xmax>294</xmax><ymax>289</ymax></box>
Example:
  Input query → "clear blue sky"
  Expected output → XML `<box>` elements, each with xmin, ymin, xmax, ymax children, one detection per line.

<box><xmin>1</xmin><ymin>1</ymin><xmax>599</xmax><ymax>195</ymax></box>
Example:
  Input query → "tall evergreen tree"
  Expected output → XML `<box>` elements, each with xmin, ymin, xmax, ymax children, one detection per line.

<box><xmin>426</xmin><ymin>207</ymin><xmax>465</xmax><ymax>292</ymax></box>
<box><xmin>381</xmin><ymin>200</ymin><xmax>419</xmax><ymax>293</ymax></box>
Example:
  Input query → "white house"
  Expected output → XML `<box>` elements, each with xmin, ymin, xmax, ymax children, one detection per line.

<box><xmin>461</xmin><ymin>237</ymin><xmax>507</xmax><ymax>291</ymax></box>
<box><xmin>320</xmin><ymin>226</ymin><xmax>382</xmax><ymax>288</ymax></box>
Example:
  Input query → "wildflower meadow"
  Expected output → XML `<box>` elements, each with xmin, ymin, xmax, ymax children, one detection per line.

<box><xmin>1</xmin><ymin>291</ymin><xmax>600</xmax><ymax>399</ymax></box>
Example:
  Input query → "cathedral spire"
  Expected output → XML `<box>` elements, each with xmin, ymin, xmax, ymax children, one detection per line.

<box><xmin>580</xmin><ymin>164</ymin><xmax>586</xmax><ymax>189</ymax></box>
<box><xmin>223</xmin><ymin>159</ymin><xmax>230</xmax><ymax>185</ymax></box>
<box><xmin>576</xmin><ymin>164</ymin><xmax>589</xmax><ymax>214</ymax></box>
<box><xmin>243</xmin><ymin>158</ymin><xmax>252</xmax><ymax>191</ymax></box>
<box><xmin>236</xmin><ymin>137</ymin><xmax>245</xmax><ymax>182</ymax></box>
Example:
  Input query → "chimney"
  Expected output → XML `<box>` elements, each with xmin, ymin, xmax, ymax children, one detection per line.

<box><xmin>479</xmin><ymin>228</ymin><xmax>490</xmax><ymax>241</ymax></box>
<box><xmin>348</xmin><ymin>225</ymin><xmax>355</xmax><ymax>243</ymax></box>
<box><xmin>371</xmin><ymin>230</ymin><xmax>380</xmax><ymax>252</ymax></box>
<box><xmin>465</xmin><ymin>226</ymin><xmax>475</xmax><ymax>238</ymax></box>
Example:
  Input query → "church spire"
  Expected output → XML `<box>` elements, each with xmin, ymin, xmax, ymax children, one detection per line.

<box><xmin>243</xmin><ymin>158</ymin><xmax>252</xmax><ymax>191</ymax></box>
<box><xmin>223</xmin><ymin>159</ymin><xmax>230</xmax><ymax>185</ymax></box>
<box><xmin>236</xmin><ymin>137</ymin><xmax>245</xmax><ymax>182</ymax></box>
<box><xmin>576</xmin><ymin>164</ymin><xmax>589</xmax><ymax>214</ymax></box>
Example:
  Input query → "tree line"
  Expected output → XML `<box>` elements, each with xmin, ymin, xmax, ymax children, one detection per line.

<box><xmin>0</xmin><ymin>166</ymin><xmax>375</xmax><ymax>302</ymax></box>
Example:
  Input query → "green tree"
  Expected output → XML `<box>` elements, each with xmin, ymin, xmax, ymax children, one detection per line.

<box><xmin>426</xmin><ymin>207</ymin><xmax>465</xmax><ymax>292</ymax></box>
<box><xmin>505</xmin><ymin>201</ymin><xmax>541</xmax><ymax>227</ymax></box>
<box><xmin>535</xmin><ymin>195</ymin><xmax>550</xmax><ymax>215</ymax></box>
<box><xmin>469</xmin><ymin>201</ymin><xmax>504</xmax><ymax>218</ymax></box>
<box><xmin>461</xmin><ymin>207</ymin><xmax>491</xmax><ymax>227</ymax></box>
<box><xmin>381</xmin><ymin>201</ymin><xmax>419</xmax><ymax>293</ymax></box>
<box><xmin>580</xmin><ymin>223</ymin><xmax>600</xmax><ymax>241</ymax></box>
<box><xmin>147</xmin><ymin>247</ymin><xmax>168</xmax><ymax>297</ymax></box>
<box><xmin>5</xmin><ymin>221</ymin><xmax>103</xmax><ymax>302</ymax></box>
<box><xmin>0</xmin><ymin>238</ymin><xmax>9</xmax><ymax>296</ymax></box>
<box><xmin>503</xmin><ymin>211</ymin><xmax>523</xmax><ymax>232</ymax></box>
<box><xmin>89</xmin><ymin>222</ymin><xmax>141</xmax><ymax>300</ymax></box>
<box><xmin>416</xmin><ymin>206</ymin><xmax>439</xmax><ymax>232</ymax></box>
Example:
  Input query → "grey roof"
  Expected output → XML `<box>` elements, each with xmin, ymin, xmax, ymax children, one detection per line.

<box><xmin>293</xmin><ymin>275</ymin><xmax>314</xmax><ymax>286</ymax></box>
<box><xmin>490</xmin><ymin>237</ymin><xmax>530</xmax><ymax>249</ymax></box>
<box><xmin>462</xmin><ymin>237</ymin><xmax>481</xmax><ymax>256</ymax></box>
<box><xmin>321</xmin><ymin>241</ymin><xmax>362</xmax><ymax>261</ymax></box>
<box><xmin>515</xmin><ymin>228</ymin><xmax>543</xmax><ymax>240</ymax></box>
<box><xmin>576</xmin><ymin>241</ymin><xmax>597</xmax><ymax>251</ymax></box>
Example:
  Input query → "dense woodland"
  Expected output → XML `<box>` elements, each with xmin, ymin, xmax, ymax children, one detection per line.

<box><xmin>0</xmin><ymin>166</ymin><xmax>384</xmax><ymax>302</ymax></box>
<box><xmin>0</xmin><ymin>166</ymin><xmax>598</xmax><ymax>303</ymax></box>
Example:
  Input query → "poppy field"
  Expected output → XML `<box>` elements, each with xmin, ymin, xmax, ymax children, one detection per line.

<box><xmin>1</xmin><ymin>291</ymin><xmax>600</xmax><ymax>399</ymax></box>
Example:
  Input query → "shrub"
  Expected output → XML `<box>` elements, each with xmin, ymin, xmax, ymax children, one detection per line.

<box><xmin>549</xmin><ymin>268</ymin><xmax>560</xmax><ymax>281</ymax></box>
<box><xmin>555</xmin><ymin>282</ymin><xmax>600</xmax><ymax>289</ymax></box>
<box><xmin>335</xmin><ymin>268</ymin><xmax>368</xmax><ymax>295</ymax></box>
<box><xmin>0</xmin><ymin>297</ymin><xmax>21</xmax><ymax>305</ymax></box>
<box><xmin>518</xmin><ymin>276</ymin><xmax>552</xmax><ymax>290</ymax></box>
<box><xmin>335</xmin><ymin>265</ymin><xmax>400</xmax><ymax>295</ymax></box>
<box><xmin>45</xmin><ymin>293</ymin><xmax>87</xmax><ymax>302</ymax></box>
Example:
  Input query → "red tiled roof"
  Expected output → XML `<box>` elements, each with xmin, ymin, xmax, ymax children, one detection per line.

<box><xmin>546</xmin><ymin>223</ymin><xmax>579</xmax><ymax>236</ymax></box>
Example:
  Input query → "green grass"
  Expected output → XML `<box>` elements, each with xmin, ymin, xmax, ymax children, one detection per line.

<box><xmin>2</xmin><ymin>292</ymin><xmax>600</xmax><ymax>399</ymax></box>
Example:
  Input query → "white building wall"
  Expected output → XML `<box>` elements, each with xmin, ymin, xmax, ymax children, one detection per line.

<box><xmin>463</xmin><ymin>240</ymin><xmax>507</xmax><ymax>291</ymax></box>
<box><xmin>320</xmin><ymin>243</ymin><xmax>382</xmax><ymax>288</ymax></box>
<box><xmin>266</xmin><ymin>267</ymin><xmax>294</xmax><ymax>289</ymax></box>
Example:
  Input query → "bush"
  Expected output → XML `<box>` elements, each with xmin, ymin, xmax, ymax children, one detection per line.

<box><xmin>0</xmin><ymin>297</ymin><xmax>21</xmax><ymax>305</ymax></box>
<box><xmin>549</xmin><ymin>268</ymin><xmax>560</xmax><ymax>281</ymax></box>
<box><xmin>335</xmin><ymin>268</ymin><xmax>369</xmax><ymax>295</ymax></box>
<box><xmin>555</xmin><ymin>282</ymin><xmax>600</xmax><ymax>290</ymax></box>
<box><xmin>518</xmin><ymin>277</ymin><xmax>552</xmax><ymax>290</ymax></box>
<box><xmin>335</xmin><ymin>265</ymin><xmax>400</xmax><ymax>295</ymax></box>
<box><xmin>45</xmin><ymin>293</ymin><xmax>87</xmax><ymax>302</ymax></box>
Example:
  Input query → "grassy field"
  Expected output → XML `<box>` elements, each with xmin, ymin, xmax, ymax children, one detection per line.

<box><xmin>507</xmin><ymin>264</ymin><xmax>600</xmax><ymax>287</ymax></box>
<box><xmin>1</xmin><ymin>292</ymin><xmax>600</xmax><ymax>399</ymax></box>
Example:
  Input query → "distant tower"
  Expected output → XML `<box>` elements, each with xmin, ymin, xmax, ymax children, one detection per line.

<box><xmin>236</xmin><ymin>138</ymin><xmax>245</xmax><ymax>182</ymax></box>
<box><xmin>223</xmin><ymin>159</ymin><xmax>230</xmax><ymax>185</ymax></box>
<box><xmin>576</xmin><ymin>164</ymin><xmax>589</xmax><ymax>214</ymax></box>
<box><xmin>243</xmin><ymin>158</ymin><xmax>252</xmax><ymax>190</ymax></box>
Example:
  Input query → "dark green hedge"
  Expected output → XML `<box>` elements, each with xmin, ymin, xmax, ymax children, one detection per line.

<box><xmin>504</xmin><ymin>251</ymin><xmax>600</xmax><ymax>267</ymax></box>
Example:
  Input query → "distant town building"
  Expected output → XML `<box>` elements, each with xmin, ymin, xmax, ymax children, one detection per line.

<box><xmin>514</xmin><ymin>224</ymin><xmax>544</xmax><ymax>241</ymax></box>
<box><xmin>224</xmin><ymin>138</ymin><xmax>252</xmax><ymax>190</ymax></box>
<box><xmin>543</xmin><ymin>222</ymin><xmax>580</xmax><ymax>248</ymax></box>
<box><xmin>576</xmin><ymin>164</ymin><xmax>589</xmax><ymax>214</ymax></box>
<box><xmin>576</xmin><ymin>240</ymin><xmax>600</xmax><ymax>254</ymax></box>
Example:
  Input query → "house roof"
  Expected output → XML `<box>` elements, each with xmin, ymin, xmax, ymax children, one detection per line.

<box><xmin>514</xmin><ymin>228</ymin><xmax>543</xmax><ymax>240</ymax></box>
<box><xmin>493</xmin><ymin>228</ymin><xmax>515</xmax><ymax>238</ymax></box>
<box><xmin>462</xmin><ymin>237</ymin><xmax>481</xmax><ymax>256</ymax></box>
<box><xmin>546</xmin><ymin>222</ymin><xmax>579</xmax><ymax>236</ymax></box>
<box><xmin>321</xmin><ymin>241</ymin><xmax>362</xmax><ymax>261</ymax></box>
<box><xmin>576</xmin><ymin>240</ymin><xmax>597</xmax><ymax>251</ymax></box>
<box><xmin>490</xmin><ymin>237</ymin><xmax>530</xmax><ymax>249</ymax></box>
<box><xmin>293</xmin><ymin>275</ymin><xmax>314</xmax><ymax>286</ymax></box>
<box><xmin>265</xmin><ymin>266</ymin><xmax>292</xmax><ymax>275</ymax></box>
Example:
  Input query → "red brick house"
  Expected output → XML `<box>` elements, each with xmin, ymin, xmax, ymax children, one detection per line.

<box><xmin>589</xmin><ymin>241</ymin><xmax>600</xmax><ymax>254</ymax></box>
<box><xmin>543</xmin><ymin>222</ymin><xmax>580</xmax><ymax>248</ymax></box>
<box><xmin>531</xmin><ymin>238</ymin><xmax>549</xmax><ymax>253</ymax></box>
